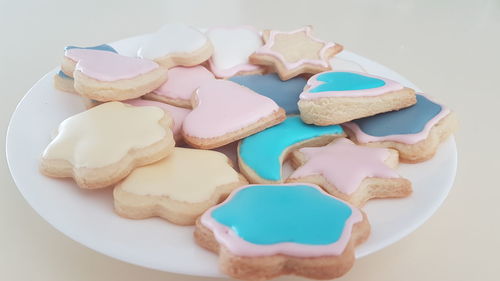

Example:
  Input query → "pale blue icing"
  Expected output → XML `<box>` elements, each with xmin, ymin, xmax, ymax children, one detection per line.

<box><xmin>58</xmin><ymin>44</ymin><xmax>117</xmax><ymax>79</ymax></box>
<box><xmin>57</xmin><ymin>70</ymin><xmax>73</xmax><ymax>80</ymax></box>
<box><xmin>310</xmin><ymin>71</ymin><xmax>386</xmax><ymax>93</ymax></box>
<box><xmin>352</xmin><ymin>94</ymin><xmax>442</xmax><ymax>136</ymax></box>
<box><xmin>211</xmin><ymin>184</ymin><xmax>353</xmax><ymax>245</ymax></box>
<box><xmin>239</xmin><ymin>116</ymin><xmax>343</xmax><ymax>181</ymax></box>
<box><xmin>229</xmin><ymin>73</ymin><xmax>307</xmax><ymax>114</ymax></box>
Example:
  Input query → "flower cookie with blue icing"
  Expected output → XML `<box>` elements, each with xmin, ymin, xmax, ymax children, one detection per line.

<box><xmin>195</xmin><ymin>183</ymin><xmax>370</xmax><ymax>280</ymax></box>
<box><xmin>238</xmin><ymin>116</ymin><xmax>345</xmax><ymax>184</ymax></box>
<box><xmin>343</xmin><ymin>93</ymin><xmax>458</xmax><ymax>163</ymax></box>
<box><xmin>53</xmin><ymin>44</ymin><xmax>118</xmax><ymax>94</ymax></box>
<box><xmin>298</xmin><ymin>71</ymin><xmax>416</xmax><ymax>125</ymax></box>
<box><xmin>288</xmin><ymin>138</ymin><xmax>412</xmax><ymax>206</ymax></box>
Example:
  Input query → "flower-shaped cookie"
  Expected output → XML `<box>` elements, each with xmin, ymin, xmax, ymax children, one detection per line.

<box><xmin>40</xmin><ymin>102</ymin><xmax>175</xmax><ymax>189</ymax></box>
<box><xmin>196</xmin><ymin>183</ymin><xmax>370</xmax><ymax>280</ymax></box>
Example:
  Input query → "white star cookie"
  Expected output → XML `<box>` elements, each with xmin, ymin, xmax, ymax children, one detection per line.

<box><xmin>113</xmin><ymin>147</ymin><xmax>248</xmax><ymax>225</ymax></box>
<box><xmin>40</xmin><ymin>102</ymin><xmax>175</xmax><ymax>189</ymax></box>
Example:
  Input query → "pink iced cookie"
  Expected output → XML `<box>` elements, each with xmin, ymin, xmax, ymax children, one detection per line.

<box><xmin>206</xmin><ymin>26</ymin><xmax>264</xmax><ymax>78</ymax></box>
<box><xmin>61</xmin><ymin>49</ymin><xmax>167</xmax><ymax>102</ymax></box>
<box><xmin>144</xmin><ymin>66</ymin><xmax>215</xmax><ymax>108</ymax></box>
<box><xmin>288</xmin><ymin>138</ymin><xmax>412</xmax><ymax>206</ymax></box>
<box><xmin>182</xmin><ymin>79</ymin><xmax>286</xmax><ymax>149</ymax></box>
<box><xmin>124</xmin><ymin>99</ymin><xmax>190</xmax><ymax>142</ymax></box>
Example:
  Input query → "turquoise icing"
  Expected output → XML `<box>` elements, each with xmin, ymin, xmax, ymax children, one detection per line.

<box><xmin>58</xmin><ymin>44</ymin><xmax>118</xmax><ymax>79</ymax></box>
<box><xmin>229</xmin><ymin>73</ymin><xmax>307</xmax><ymax>114</ymax></box>
<box><xmin>212</xmin><ymin>184</ymin><xmax>353</xmax><ymax>245</ymax></box>
<box><xmin>310</xmin><ymin>72</ymin><xmax>386</xmax><ymax>93</ymax></box>
<box><xmin>352</xmin><ymin>94</ymin><xmax>442</xmax><ymax>136</ymax></box>
<box><xmin>239</xmin><ymin>116</ymin><xmax>343</xmax><ymax>181</ymax></box>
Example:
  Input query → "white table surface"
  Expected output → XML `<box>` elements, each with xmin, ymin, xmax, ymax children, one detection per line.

<box><xmin>1</xmin><ymin>0</ymin><xmax>498</xmax><ymax>280</ymax></box>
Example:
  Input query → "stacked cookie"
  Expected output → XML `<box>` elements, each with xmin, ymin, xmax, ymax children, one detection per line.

<box><xmin>45</xmin><ymin>24</ymin><xmax>457</xmax><ymax>280</ymax></box>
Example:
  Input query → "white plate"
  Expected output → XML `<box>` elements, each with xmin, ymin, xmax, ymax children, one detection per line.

<box><xmin>6</xmin><ymin>34</ymin><xmax>457</xmax><ymax>278</ymax></box>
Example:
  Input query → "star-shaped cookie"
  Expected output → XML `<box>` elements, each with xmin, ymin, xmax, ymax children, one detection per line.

<box><xmin>40</xmin><ymin>102</ymin><xmax>175</xmax><ymax>189</ymax></box>
<box><xmin>287</xmin><ymin>138</ymin><xmax>412</xmax><ymax>206</ymax></box>
<box><xmin>250</xmin><ymin>26</ymin><xmax>343</xmax><ymax>80</ymax></box>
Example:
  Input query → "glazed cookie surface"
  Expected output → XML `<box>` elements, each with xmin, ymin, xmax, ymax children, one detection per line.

<box><xmin>288</xmin><ymin>138</ymin><xmax>412</xmax><ymax>206</ymax></box>
<box><xmin>238</xmin><ymin>116</ymin><xmax>344</xmax><ymax>184</ymax></box>
<box><xmin>182</xmin><ymin>79</ymin><xmax>286</xmax><ymax>149</ymax></box>
<box><xmin>195</xmin><ymin>183</ymin><xmax>370</xmax><ymax>280</ymax></box>
<box><xmin>250</xmin><ymin>26</ymin><xmax>343</xmax><ymax>80</ymax></box>
<box><xmin>40</xmin><ymin>102</ymin><xmax>175</xmax><ymax>189</ymax></box>
<box><xmin>114</xmin><ymin>147</ymin><xmax>247</xmax><ymax>225</ymax></box>
<box><xmin>343</xmin><ymin>93</ymin><xmax>457</xmax><ymax>162</ymax></box>
<box><xmin>298</xmin><ymin>71</ymin><xmax>416</xmax><ymax>125</ymax></box>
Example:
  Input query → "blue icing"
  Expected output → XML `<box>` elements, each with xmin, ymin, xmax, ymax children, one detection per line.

<box><xmin>64</xmin><ymin>44</ymin><xmax>118</xmax><ymax>53</ymax></box>
<box><xmin>352</xmin><ymin>94</ymin><xmax>442</xmax><ymax>136</ymax></box>
<box><xmin>229</xmin><ymin>73</ymin><xmax>307</xmax><ymax>114</ymax></box>
<box><xmin>212</xmin><ymin>184</ymin><xmax>353</xmax><ymax>245</ymax></box>
<box><xmin>239</xmin><ymin>116</ymin><xmax>343</xmax><ymax>181</ymax></box>
<box><xmin>57</xmin><ymin>70</ymin><xmax>73</xmax><ymax>80</ymax></box>
<box><xmin>310</xmin><ymin>72</ymin><xmax>386</xmax><ymax>93</ymax></box>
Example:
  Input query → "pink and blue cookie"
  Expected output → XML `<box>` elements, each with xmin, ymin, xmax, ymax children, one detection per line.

<box><xmin>298</xmin><ymin>71</ymin><xmax>416</xmax><ymax>125</ymax></box>
<box><xmin>343</xmin><ymin>93</ymin><xmax>458</xmax><ymax>163</ymax></box>
<box><xmin>228</xmin><ymin>73</ymin><xmax>307</xmax><ymax>115</ymax></box>
<box><xmin>238</xmin><ymin>116</ymin><xmax>345</xmax><ymax>184</ymax></box>
<box><xmin>287</xmin><ymin>138</ymin><xmax>412</xmax><ymax>206</ymax></box>
<box><xmin>195</xmin><ymin>183</ymin><xmax>370</xmax><ymax>280</ymax></box>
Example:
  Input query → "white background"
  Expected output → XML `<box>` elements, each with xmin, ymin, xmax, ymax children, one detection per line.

<box><xmin>0</xmin><ymin>0</ymin><xmax>498</xmax><ymax>280</ymax></box>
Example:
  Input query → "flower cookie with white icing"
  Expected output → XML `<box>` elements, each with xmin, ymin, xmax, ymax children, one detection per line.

<box><xmin>287</xmin><ymin>138</ymin><xmax>412</xmax><ymax>206</ymax></box>
<box><xmin>182</xmin><ymin>79</ymin><xmax>286</xmax><ymax>149</ymax></box>
<box><xmin>113</xmin><ymin>147</ymin><xmax>248</xmax><ymax>225</ymax></box>
<box><xmin>343</xmin><ymin>93</ymin><xmax>458</xmax><ymax>163</ymax></box>
<box><xmin>62</xmin><ymin>49</ymin><xmax>167</xmax><ymax>102</ymax></box>
<box><xmin>206</xmin><ymin>26</ymin><xmax>264</xmax><ymax>78</ymax></box>
<box><xmin>298</xmin><ymin>71</ymin><xmax>417</xmax><ymax>125</ymax></box>
<box><xmin>137</xmin><ymin>23</ymin><xmax>213</xmax><ymax>68</ymax></box>
<box><xmin>40</xmin><ymin>102</ymin><xmax>175</xmax><ymax>189</ymax></box>
<box><xmin>250</xmin><ymin>26</ymin><xmax>343</xmax><ymax>80</ymax></box>
<box><xmin>238</xmin><ymin>116</ymin><xmax>345</xmax><ymax>184</ymax></box>
<box><xmin>143</xmin><ymin>66</ymin><xmax>215</xmax><ymax>108</ymax></box>
<box><xmin>195</xmin><ymin>183</ymin><xmax>370</xmax><ymax>280</ymax></box>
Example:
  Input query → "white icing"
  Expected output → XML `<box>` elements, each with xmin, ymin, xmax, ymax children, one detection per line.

<box><xmin>207</xmin><ymin>26</ymin><xmax>262</xmax><ymax>70</ymax></box>
<box><xmin>119</xmin><ymin>148</ymin><xmax>240</xmax><ymax>202</ymax></box>
<box><xmin>330</xmin><ymin>57</ymin><xmax>366</xmax><ymax>72</ymax></box>
<box><xmin>137</xmin><ymin>24</ymin><xmax>208</xmax><ymax>60</ymax></box>
<box><xmin>42</xmin><ymin>102</ymin><xmax>169</xmax><ymax>168</ymax></box>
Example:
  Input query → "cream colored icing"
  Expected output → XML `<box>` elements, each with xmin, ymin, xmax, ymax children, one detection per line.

<box><xmin>42</xmin><ymin>102</ymin><xmax>169</xmax><ymax>168</ymax></box>
<box><xmin>119</xmin><ymin>147</ymin><xmax>240</xmax><ymax>203</ymax></box>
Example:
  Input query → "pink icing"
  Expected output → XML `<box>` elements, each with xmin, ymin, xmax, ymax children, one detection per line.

<box><xmin>255</xmin><ymin>26</ymin><xmax>337</xmax><ymax>71</ymax></box>
<box><xmin>200</xmin><ymin>183</ymin><xmax>363</xmax><ymax>257</ymax></box>
<box><xmin>65</xmin><ymin>49</ymin><xmax>160</xmax><ymax>81</ymax></box>
<box><xmin>153</xmin><ymin>66</ymin><xmax>215</xmax><ymax>101</ymax></box>
<box><xmin>342</xmin><ymin>94</ymin><xmax>450</xmax><ymax>144</ymax></box>
<box><xmin>182</xmin><ymin>80</ymin><xmax>280</xmax><ymax>138</ymax></box>
<box><xmin>207</xmin><ymin>25</ymin><xmax>263</xmax><ymax>78</ymax></box>
<box><xmin>300</xmin><ymin>71</ymin><xmax>404</xmax><ymax>99</ymax></box>
<box><xmin>289</xmin><ymin>138</ymin><xmax>400</xmax><ymax>195</ymax></box>
<box><xmin>123</xmin><ymin>99</ymin><xmax>190</xmax><ymax>138</ymax></box>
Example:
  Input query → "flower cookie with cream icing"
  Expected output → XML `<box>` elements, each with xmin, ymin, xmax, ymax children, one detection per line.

<box><xmin>250</xmin><ymin>26</ymin><xmax>343</xmax><ymax>80</ymax></box>
<box><xmin>343</xmin><ymin>93</ymin><xmax>458</xmax><ymax>163</ymax></box>
<box><xmin>182</xmin><ymin>79</ymin><xmax>286</xmax><ymax>149</ymax></box>
<box><xmin>206</xmin><ymin>26</ymin><xmax>264</xmax><ymax>78</ymax></box>
<box><xmin>143</xmin><ymin>66</ymin><xmax>215</xmax><ymax>108</ymax></box>
<box><xmin>62</xmin><ymin>49</ymin><xmax>167</xmax><ymax>101</ymax></box>
<box><xmin>287</xmin><ymin>138</ymin><xmax>412</xmax><ymax>206</ymax></box>
<box><xmin>238</xmin><ymin>116</ymin><xmax>345</xmax><ymax>184</ymax></box>
<box><xmin>298</xmin><ymin>71</ymin><xmax>417</xmax><ymax>125</ymax></box>
<box><xmin>40</xmin><ymin>102</ymin><xmax>175</xmax><ymax>189</ymax></box>
<box><xmin>195</xmin><ymin>183</ymin><xmax>370</xmax><ymax>280</ymax></box>
<box><xmin>113</xmin><ymin>147</ymin><xmax>248</xmax><ymax>225</ymax></box>
<box><xmin>137</xmin><ymin>23</ymin><xmax>213</xmax><ymax>68</ymax></box>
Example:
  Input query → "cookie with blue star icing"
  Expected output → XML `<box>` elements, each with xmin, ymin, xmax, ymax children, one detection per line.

<box><xmin>343</xmin><ymin>93</ymin><xmax>458</xmax><ymax>163</ymax></box>
<box><xmin>195</xmin><ymin>183</ymin><xmax>370</xmax><ymax>280</ymax></box>
<box><xmin>298</xmin><ymin>71</ymin><xmax>416</xmax><ymax>125</ymax></box>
